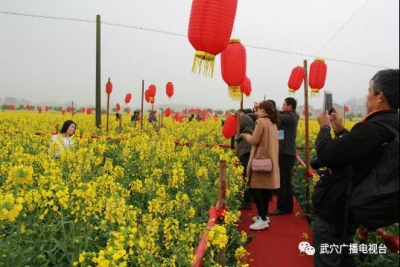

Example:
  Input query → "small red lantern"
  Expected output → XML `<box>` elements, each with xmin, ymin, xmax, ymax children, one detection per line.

<box><xmin>125</xmin><ymin>93</ymin><xmax>132</xmax><ymax>104</ymax></box>
<box><xmin>81</xmin><ymin>107</ymin><xmax>86</xmax><ymax>113</ymax></box>
<box><xmin>66</xmin><ymin>107</ymin><xmax>71</xmax><ymax>113</ymax></box>
<box><xmin>45</xmin><ymin>106</ymin><xmax>49</xmax><ymax>112</ymax></box>
<box><xmin>105</xmin><ymin>77</ymin><xmax>113</xmax><ymax>95</ymax></box>
<box><xmin>222</xmin><ymin>113</ymin><xmax>237</xmax><ymax>139</ymax></box>
<box><xmin>116</xmin><ymin>103</ymin><xmax>121</xmax><ymax>111</ymax></box>
<box><xmin>125</xmin><ymin>108</ymin><xmax>130</xmax><ymax>114</ymax></box>
<box><xmin>188</xmin><ymin>0</ymin><xmax>238</xmax><ymax>77</ymax></box>
<box><xmin>148</xmin><ymin>84</ymin><xmax>156</xmax><ymax>98</ymax></box>
<box><xmin>86</xmin><ymin>108</ymin><xmax>92</xmax><ymax>115</ymax></box>
<box><xmin>26</xmin><ymin>104</ymin><xmax>30</xmax><ymax>110</ymax></box>
<box><xmin>240</xmin><ymin>76</ymin><xmax>252</xmax><ymax>97</ymax></box>
<box><xmin>309</xmin><ymin>58</ymin><xmax>327</xmax><ymax>97</ymax></box>
<box><xmin>165</xmin><ymin>107</ymin><xmax>171</xmax><ymax>117</ymax></box>
<box><xmin>166</xmin><ymin>82</ymin><xmax>174</xmax><ymax>98</ymax></box>
<box><xmin>221</xmin><ymin>39</ymin><xmax>247</xmax><ymax>101</ymax></box>
<box><xmin>37</xmin><ymin>107</ymin><xmax>42</xmax><ymax>113</ymax></box>
<box><xmin>288</xmin><ymin>66</ymin><xmax>305</xmax><ymax>95</ymax></box>
<box><xmin>62</xmin><ymin>110</ymin><xmax>66</xmax><ymax>115</ymax></box>
<box><xmin>145</xmin><ymin>90</ymin><xmax>150</xmax><ymax>103</ymax></box>
<box><xmin>344</xmin><ymin>105</ymin><xmax>349</xmax><ymax>112</ymax></box>
<box><xmin>214</xmin><ymin>113</ymin><xmax>219</xmax><ymax>121</ymax></box>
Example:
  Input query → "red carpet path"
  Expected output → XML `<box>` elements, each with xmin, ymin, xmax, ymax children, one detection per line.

<box><xmin>238</xmin><ymin>195</ymin><xmax>314</xmax><ymax>267</ymax></box>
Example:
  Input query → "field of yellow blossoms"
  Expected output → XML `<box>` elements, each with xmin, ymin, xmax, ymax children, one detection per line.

<box><xmin>5</xmin><ymin>110</ymin><xmax>391</xmax><ymax>267</ymax></box>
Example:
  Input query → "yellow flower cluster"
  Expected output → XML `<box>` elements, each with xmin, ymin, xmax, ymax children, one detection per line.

<box><xmin>0</xmin><ymin>193</ymin><xmax>24</xmax><ymax>222</ymax></box>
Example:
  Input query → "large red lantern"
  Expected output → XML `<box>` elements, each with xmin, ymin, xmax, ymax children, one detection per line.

<box><xmin>188</xmin><ymin>0</ymin><xmax>238</xmax><ymax>77</ymax></box>
<box><xmin>240</xmin><ymin>76</ymin><xmax>252</xmax><ymax>97</ymax></box>
<box><xmin>166</xmin><ymin>82</ymin><xmax>174</xmax><ymax>98</ymax></box>
<box><xmin>309</xmin><ymin>58</ymin><xmax>327</xmax><ymax>97</ymax></box>
<box><xmin>105</xmin><ymin>77</ymin><xmax>113</xmax><ymax>95</ymax></box>
<box><xmin>221</xmin><ymin>39</ymin><xmax>247</xmax><ymax>101</ymax></box>
<box><xmin>288</xmin><ymin>66</ymin><xmax>305</xmax><ymax>95</ymax></box>
<box><xmin>222</xmin><ymin>113</ymin><xmax>237</xmax><ymax>139</ymax></box>
<box><xmin>124</xmin><ymin>93</ymin><xmax>132</xmax><ymax>104</ymax></box>
<box><xmin>165</xmin><ymin>107</ymin><xmax>171</xmax><ymax>117</ymax></box>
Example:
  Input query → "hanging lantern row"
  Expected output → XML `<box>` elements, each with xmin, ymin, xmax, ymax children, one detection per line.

<box><xmin>188</xmin><ymin>0</ymin><xmax>238</xmax><ymax>77</ymax></box>
<box><xmin>309</xmin><ymin>58</ymin><xmax>327</xmax><ymax>97</ymax></box>
<box><xmin>287</xmin><ymin>66</ymin><xmax>305</xmax><ymax>95</ymax></box>
<box><xmin>221</xmin><ymin>39</ymin><xmax>247</xmax><ymax>101</ymax></box>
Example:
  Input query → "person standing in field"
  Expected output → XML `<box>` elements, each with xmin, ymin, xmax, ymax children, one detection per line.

<box><xmin>49</xmin><ymin>120</ymin><xmax>77</xmax><ymax>158</ymax></box>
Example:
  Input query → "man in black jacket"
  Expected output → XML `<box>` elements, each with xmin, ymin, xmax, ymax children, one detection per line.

<box><xmin>270</xmin><ymin>97</ymin><xmax>299</xmax><ymax>215</ymax></box>
<box><xmin>312</xmin><ymin>69</ymin><xmax>399</xmax><ymax>266</ymax></box>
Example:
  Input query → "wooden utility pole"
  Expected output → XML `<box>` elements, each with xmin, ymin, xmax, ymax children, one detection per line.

<box><xmin>303</xmin><ymin>59</ymin><xmax>311</xmax><ymax>215</ymax></box>
<box><xmin>95</xmin><ymin>15</ymin><xmax>101</xmax><ymax>128</ymax></box>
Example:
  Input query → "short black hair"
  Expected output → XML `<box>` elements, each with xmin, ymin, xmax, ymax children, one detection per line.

<box><xmin>371</xmin><ymin>69</ymin><xmax>399</xmax><ymax>110</ymax></box>
<box><xmin>60</xmin><ymin>120</ymin><xmax>76</xmax><ymax>134</ymax></box>
<box><xmin>285</xmin><ymin>97</ymin><xmax>297</xmax><ymax>110</ymax></box>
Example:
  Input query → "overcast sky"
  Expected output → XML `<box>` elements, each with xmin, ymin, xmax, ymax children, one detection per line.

<box><xmin>0</xmin><ymin>0</ymin><xmax>399</xmax><ymax>111</ymax></box>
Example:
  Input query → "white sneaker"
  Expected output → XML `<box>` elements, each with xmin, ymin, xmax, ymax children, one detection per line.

<box><xmin>252</xmin><ymin>216</ymin><xmax>270</xmax><ymax>223</ymax></box>
<box><xmin>249</xmin><ymin>218</ymin><xmax>269</xmax><ymax>230</ymax></box>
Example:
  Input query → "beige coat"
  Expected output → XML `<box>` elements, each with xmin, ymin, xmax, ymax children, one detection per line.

<box><xmin>246</xmin><ymin>117</ymin><xmax>280</xmax><ymax>189</ymax></box>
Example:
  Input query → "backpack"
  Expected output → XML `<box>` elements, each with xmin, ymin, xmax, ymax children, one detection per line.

<box><xmin>346</xmin><ymin>121</ymin><xmax>399</xmax><ymax>230</ymax></box>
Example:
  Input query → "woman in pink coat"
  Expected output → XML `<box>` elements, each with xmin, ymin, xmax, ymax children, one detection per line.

<box><xmin>241</xmin><ymin>100</ymin><xmax>280</xmax><ymax>230</ymax></box>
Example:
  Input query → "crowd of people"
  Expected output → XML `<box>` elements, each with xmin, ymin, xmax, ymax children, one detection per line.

<box><xmin>235</xmin><ymin>68</ymin><xmax>399</xmax><ymax>266</ymax></box>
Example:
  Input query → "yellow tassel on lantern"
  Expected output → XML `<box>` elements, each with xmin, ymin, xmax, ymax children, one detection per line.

<box><xmin>288</xmin><ymin>89</ymin><xmax>296</xmax><ymax>96</ymax></box>
<box><xmin>228</xmin><ymin>86</ymin><xmax>242</xmax><ymax>101</ymax></box>
<box><xmin>310</xmin><ymin>89</ymin><xmax>321</xmax><ymax>97</ymax></box>
<box><xmin>192</xmin><ymin>51</ymin><xmax>215</xmax><ymax>77</ymax></box>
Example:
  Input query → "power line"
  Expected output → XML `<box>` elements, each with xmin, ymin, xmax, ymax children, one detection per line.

<box><xmin>315</xmin><ymin>0</ymin><xmax>372</xmax><ymax>55</ymax></box>
<box><xmin>0</xmin><ymin>10</ymin><xmax>392</xmax><ymax>69</ymax></box>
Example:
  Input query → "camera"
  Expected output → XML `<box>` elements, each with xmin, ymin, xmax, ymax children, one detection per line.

<box><xmin>310</xmin><ymin>155</ymin><xmax>322</xmax><ymax>170</ymax></box>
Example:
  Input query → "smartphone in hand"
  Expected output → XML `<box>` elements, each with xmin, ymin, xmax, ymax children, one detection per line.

<box><xmin>324</xmin><ymin>91</ymin><xmax>333</xmax><ymax>114</ymax></box>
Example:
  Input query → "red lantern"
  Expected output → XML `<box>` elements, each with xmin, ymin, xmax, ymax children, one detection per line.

<box><xmin>188</xmin><ymin>0</ymin><xmax>238</xmax><ymax>77</ymax></box>
<box><xmin>165</xmin><ymin>107</ymin><xmax>171</xmax><ymax>117</ymax></box>
<box><xmin>288</xmin><ymin>66</ymin><xmax>305</xmax><ymax>95</ymax></box>
<box><xmin>240</xmin><ymin>76</ymin><xmax>252</xmax><ymax>97</ymax></box>
<box><xmin>66</xmin><ymin>107</ymin><xmax>71</xmax><ymax>113</ymax></box>
<box><xmin>81</xmin><ymin>107</ymin><xmax>86</xmax><ymax>113</ymax></box>
<box><xmin>221</xmin><ymin>39</ymin><xmax>247</xmax><ymax>101</ymax></box>
<box><xmin>86</xmin><ymin>108</ymin><xmax>92</xmax><ymax>115</ymax></box>
<box><xmin>8</xmin><ymin>105</ymin><xmax>14</xmax><ymax>110</ymax></box>
<box><xmin>214</xmin><ymin>113</ymin><xmax>219</xmax><ymax>121</ymax></box>
<box><xmin>45</xmin><ymin>106</ymin><xmax>49</xmax><ymax>112</ymax></box>
<box><xmin>148</xmin><ymin>84</ymin><xmax>156</xmax><ymax>98</ymax></box>
<box><xmin>222</xmin><ymin>114</ymin><xmax>237</xmax><ymax>139</ymax></box>
<box><xmin>62</xmin><ymin>110</ymin><xmax>66</xmax><ymax>115</ymax></box>
<box><xmin>145</xmin><ymin>90</ymin><xmax>150</xmax><ymax>103</ymax></box>
<box><xmin>150</xmin><ymin>96</ymin><xmax>155</xmax><ymax>105</ymax></box>
<box><xmin>166</xmin><ymin>82</ymin><xmax>174</xmax><ymax>98</ymax></box>
<box><xmin>124</xmin><ymin>93</ymin><xmax>132</xmax><ymax>104</ymax></box>
<box><xmin>344</xmin><ymin>105</ymin><xmax>349</xmax><ymax>112</ymax></box>
<box><xmin>309</xmin><ymin>58</ymin><xmax>327</xmax><ymax>97</ymax></box>
<box><xmin>37</xmin><ymin>107</ymin><xmax>42</xmax><ymax>113</ymax></box>
<box><xmin>26</xmin><ymin>104</ymin><xmax>30</xmax><ymax>110</ymax></box>
<box><xmin>105</xmin><ymin>77</ymin><xmax>113</xmax><ymax>95</ymax></box>
<box><xmin>125</xmin><ymin>108</ymin><xmax>130</xmax><ymax>114</ymax></box>
<box><xmin>116</xmin><ymin>103</ymin><xmax>121</xmax><ymax>111</ymax></box>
